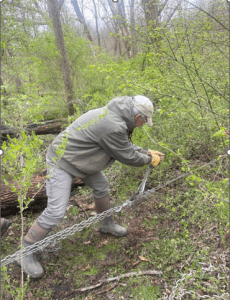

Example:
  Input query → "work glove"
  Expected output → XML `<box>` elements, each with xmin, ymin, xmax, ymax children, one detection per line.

<box><xmin>147</xmin><ymin>150</ymin><xmax>164</xmax><ymax>167</ymax></box>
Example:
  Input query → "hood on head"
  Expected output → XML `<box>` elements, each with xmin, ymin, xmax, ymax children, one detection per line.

<box><xmin>107</xmin><ymin>96</ymin><xmax>135</xmax><ymax>132</ymax></box>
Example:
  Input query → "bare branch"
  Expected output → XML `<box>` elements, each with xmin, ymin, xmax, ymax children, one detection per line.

<box><xmin>67</xmin><ymin>270</ymin><xmax>163</xmax><ymax>296</ymax></box>
<box><xmin>164</xmin><ymin>0</ymin><xmax>182</xmax><ymax>25</ymax></box>
<box><xmin>58</xmin><ymin>0</ymin><xmax>65</xmax><ymax>10</ymax></box>
<box><xmin>15</xmin><ymin>18</ymin><xmax>47</xmax><ymax>25</ymax></box>
<box><xmin>158</xmin><ymin>0</ymin><xmax>169</xmax><ymax>17</ymax></box>
<box><xmin>182</xmin><ymin>0</ymin><xmax>228</xmax><ymax>31</ymax></box>
<box><xmin>34</xmin><ymin>0</ymin><xmax>48</xmax><ymax>19</ymax></box>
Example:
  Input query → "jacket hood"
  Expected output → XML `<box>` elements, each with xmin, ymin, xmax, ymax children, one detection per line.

<box><xmin>107</xmin><ymin>96</ymin><xmax>135</xmax><ymax>133</ymax></box>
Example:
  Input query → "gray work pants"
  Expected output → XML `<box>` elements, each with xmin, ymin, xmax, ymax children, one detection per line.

<box><xmin>38</xmin><ymin>158</ymin><xmax>110</xmax><ymax>229</ymax></box>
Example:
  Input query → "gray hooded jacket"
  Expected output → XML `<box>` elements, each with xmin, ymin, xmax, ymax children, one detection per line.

<box><xmin>47</xmin><ymin>96</ymin><xmax>151</xmax><ymax>178</ymax></box>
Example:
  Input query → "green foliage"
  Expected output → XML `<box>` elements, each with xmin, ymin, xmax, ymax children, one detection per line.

<box><xmin>1</xmin><ymin>91</ymin><xmax>52</xmax><ymax>127</ymax></box>
<box><xmin>51</xmin><ymin>132</ymin><xmax>69</xmax><ymax>165</ymax></box>
<box><xmin>1</xmin><ymin>266</ymin><xmax>30</xmax><ymax>300</ymax></box>
<box><xmin>2</xmin><ymin>132</ymin><xmax>43</xmax><ymax>210</ymax></box>
<box><xmin>134</xmin><ymin>284</ymin><xmax>161</xmax><ymax>299</ymax></box>
<box><xmin>1</xmin><ymin>1</ymin><xmax>228</xmax><ymax>298</ymax></box>
<box><xmin>69</xmin><ymin>205</ymin><xmax>79</xmax><ymax>217</ymax></box>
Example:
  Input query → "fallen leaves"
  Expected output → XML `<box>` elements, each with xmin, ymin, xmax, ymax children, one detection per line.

<box><xmin>84</xmin><ymin>240</ymin><xmax>91</xmax><ymax>245</ymax></box>
<box><xmin>77</xmin><ymin>264</ymin><xmax>84</xmax><ymax>270</ymax></box>
<box><xmin>74</xmin><ymin>200</ymin><xmax>95</xmax><ymax>211</ymax></box>
<box><xmin>132</xmin><ymin>256</ymin><xmax>149</xmax><ymax>267</ymax></box>
<box><xmin>165</xmin><ymin>288</ymin><xmax>171</xmax><ymax>294</ymax></box>
<box><xmin>7</xmin><ymin>228</ymin><xmax>14</xmax><ymax>236</ymax></box>
<box><xmin>89</xmin><ymin>211</ymin><xmax>97</xmax><ymax>216</ymax></box>
<box><xmin>132</xmin><ymin>259</ymin><xmax>141</xmax><ymax>267</ymax></box>
<box><xmin>96</xmin><ymin>239</ymin><xmax>109</xmax><ymax>248</ymax></box>
<box><xmin>139</xmin><ymin>256</ymin><xmax>149</xmax><ymax>262</ymax></box>
<box><xmin>82</xmin><ymin>264</ymin><xmax>90</xmax><ymax>272</ymax></box>
<box><xmin>197</xmin><ymin>289</ymin><xmax>204</xmax><ymax>296</ymax></box>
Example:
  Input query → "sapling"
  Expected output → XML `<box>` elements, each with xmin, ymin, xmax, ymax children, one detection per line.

<box><xmin>2</xmin><ymin>130</ymin><xmax>43</xmax><ymax>296</ymax></box>
<box><xmin>2</xmin><ymin>129</ymin><xmax>69</xmax><ymax>297</ymax></box>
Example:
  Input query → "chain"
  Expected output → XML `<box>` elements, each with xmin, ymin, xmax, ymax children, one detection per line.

<box><xmin>162</xmin><ymin>249</ymin><xmax>229</xmax><ymax>300</ymax></box>
<box><xmin>1</xmin><ymin>155</ymin><xmax>227</xmax><ymax>267</ymax></box>
<box><xmin>1</xmin><ymin>205</ymin><xmax>126</xmax><ymax>267</ymax></box>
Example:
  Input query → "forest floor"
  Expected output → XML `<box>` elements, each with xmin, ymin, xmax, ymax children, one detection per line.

<box><xmin>1</xmin><ymin>151</ymin><xmax>229</xmax><ymax>300</ymax></box>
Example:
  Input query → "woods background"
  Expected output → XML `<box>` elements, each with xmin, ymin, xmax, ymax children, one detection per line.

<box><xmin>1</xmin><ymin>0</ymin><xmax>229</xmax><ymax>299</ymax></box>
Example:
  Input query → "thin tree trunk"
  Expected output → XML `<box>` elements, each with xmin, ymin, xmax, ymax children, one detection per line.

<box><xmin>5</xmin><ymin>47</ymin><xmax>25</xmax><ymax>94</ymax></box>
<box><xmin>15</xmin><ymin>75</ymin><xmax>24</xmax><ymax>94</ymax></box>
<box><xmin>58</xmin><ymin>0</ymin><xmax>65</xmax><ymax>10</ymax></box>
<box><xmin>47</xmin><ymin>0</ymin><xmax>75</xmax><ymax>116</ymax></box>
<box><xmin>106</xmin><ymin>0</ymin><xmax>121</xmax><ymax>57</ymax></box>
<box><xmin>118</xmin><ymin>0</ymin><xmax>131</xmax><ymax>58</ymax></box>
<box><xmin>164</xmin><ymin>0</ymin><xmax>182</xmax><ymax>25</ymax></box>
<box><xmin>107</xmin><ymin>0</ymin><xmax>131</xmax><ymax>58</ymax></box>
<box><xmin>142</xmin><ymin>0</ymin><xmax>159</xmax><ymax>45</ymax></box>
<box><xmin>71</xmin><ymin>0</ymin><xmax>93</xmax><ymax>42</ymax></box>
<box><xmin>1</xmin><ymin>77</ymin><xmax>8</xmax><ymax>107</ymax></box>
<box><xmin>130</xmin><ymin>0</ymin><xmax>136</xmax><ymax>56</ymax></box>
<box><xmin>34</xmin><ymin>0</ymin><xmax>50</xmax><ymax>22</ymax></box>
<box><xmin>1</xmin><ymin>77</ymin><xmax>7</xmax><ymax>97</ymax></box>
<box><xmin>92</xmin><ymin>0</ymin><xmax>101</xmax><ymax>47</ymax></box>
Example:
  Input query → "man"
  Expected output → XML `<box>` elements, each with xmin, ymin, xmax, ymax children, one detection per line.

<box><xmin>17</xmin><ymin>95</ymin><xmax>164</xmax><ymax>278</ymax></box>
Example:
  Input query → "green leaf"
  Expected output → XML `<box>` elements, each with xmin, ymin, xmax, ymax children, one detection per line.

<box><xmin>212</xmin><ymin>127</ymin><xmax>225</xmax><ymax>138</ymax></box>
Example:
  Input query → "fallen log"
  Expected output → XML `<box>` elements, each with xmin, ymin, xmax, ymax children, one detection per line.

<box><xmin>1</xmin><ymin>169</ymin><xmax>84</xmax><ymax>217</ymax></box>
<box><xmin>1</xmin><ymin>118</ymin><xmax>68</xmax><ymax>140</ymax></box>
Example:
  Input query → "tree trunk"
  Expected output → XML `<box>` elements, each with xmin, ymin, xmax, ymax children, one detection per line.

<box><xmin>1</xmin><ymin>170</ymin><xmax>84</xmax><ymax>217</ymax></box>
<box><xmin>107</xmin><ymin>0</ymin><xmax>131</xmax><ymax>58</ymax></box>
<box><xmin>1</xmin><ymin>78</ymin><xmax>8</xmax><ymax>107</ymax></box>
<box><xmin>92</xmin><ymin>0</ymin><xmax>101</xmax><ymax>48</ymax></box>
<box><xmin>14</xmin><ymin>75</ymin><xmax>24</xmax><ymax>94</ymax></box>
<box><xmin>130</xmin><ymin>0</ymin><xmax>136</xmax><ymax>56</ymax></box>
<box><xmin>71</xmin><ymin>0</ymin><xmax>93</xmax><ymax>42</ymax></box>
<box><xmin>118</xmin><ymin>0</ymin><xmax>131</xmax><ymax>58</ymax></box>
<box><xmin>1</xmin><ymin>118</ymin><xmax>68</xmax><ymax>140</ymax></box>
<box><xmin>142</xmin><ymin>0</ymin><xmax>159</xmax><ymax>45</ymax></box>
<box><xmin>47</xmin><ymin>0</ymin><xmax>75</xmax><ymax>116</ymax></box>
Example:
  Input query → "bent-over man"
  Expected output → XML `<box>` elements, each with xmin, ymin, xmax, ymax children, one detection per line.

<box><xmin>17</xmin><ymin>95</ymin><xmax>164</xmax><ymax>278</ymax></box>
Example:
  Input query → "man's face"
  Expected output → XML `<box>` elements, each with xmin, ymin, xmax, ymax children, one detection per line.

<box><xmin>134</xmin><ymin>114</ymin><xmax>147</xmax><ymax>127</ymax></box>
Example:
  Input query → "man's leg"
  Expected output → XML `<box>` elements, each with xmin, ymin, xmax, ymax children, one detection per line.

<box><xmin>17</xmin><ymin>160</ymin><xmax>73</xmax><ymax>278</ymax></box>
<box><xmin>82</xmin><ymin>172</ymin><xmax>127</xmax><ymax>237</ymax></box>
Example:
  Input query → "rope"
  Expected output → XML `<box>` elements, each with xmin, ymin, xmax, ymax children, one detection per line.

<box><xmin>1</xmin><ymin>154</ymin><xmax>227</xmax><ymax>267</ymax></box>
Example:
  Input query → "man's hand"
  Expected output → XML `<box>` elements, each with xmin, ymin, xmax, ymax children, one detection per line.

<box><xmin>147</xmin><ymin>150</ymin><xmax>165</xmax><ymax>167</ymax></box>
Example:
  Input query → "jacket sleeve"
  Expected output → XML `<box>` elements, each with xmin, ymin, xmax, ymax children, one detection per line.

<box><xmin>100</xmin><ymin>131</ymin><xmax>151</xmax><ymax>167</ymax></box>
<box><xmin>132</xmin><ymin>144</ymin><xmax>148</xmax><ymax>155</ymax></box>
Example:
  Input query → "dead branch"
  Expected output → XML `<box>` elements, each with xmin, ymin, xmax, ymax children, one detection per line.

<box><xmin>1</xmin><ymin>118</ymin><xmax>68</xmax><ymax>140</ymax></box>
<box><xmin>68</xmin><ymin>269</ymin><xmax>163</xmax><ymax>295</ymax></box>
<box><xmin>96</xmin><ymin>283</ymin><xmax>118</xmax><ymax>295</ymax></box>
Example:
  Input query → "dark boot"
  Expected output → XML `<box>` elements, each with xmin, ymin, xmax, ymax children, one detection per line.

<box><xmin>1</xmin><ymin>218</ymin><xmax>11</xmax><ymax>236</ymax></box>
<box><xmin>94</xmin><ymin>195</ymin><xmax>127</xmax><ymax>237</ymax></box>
<box><xmin>16</xmin><ymin>219</ymin><xmax>50</xmax><ymax>279</ymax></box>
